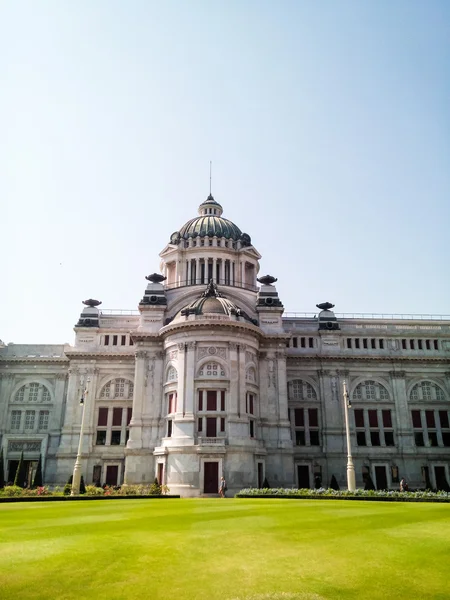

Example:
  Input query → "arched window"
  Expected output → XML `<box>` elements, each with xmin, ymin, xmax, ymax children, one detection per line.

<box><xmin>100</xmin><ymin>378</ymin><xmax>134</xmax><ymax>399</ymax></box>
<box><xmin>14</xmin><ymin>383</ymin><xmax>52</xmax><ymax>403</ymax></box>
<box><xmin>353</xmin><ymin>380</ymin><xmax>390</xmax><ymax>402</ymax></box>
<box><xmin>198</xmin><ymin>362</ymin><xmax>225</xmax><ymax>377</ymax></box>
<box><xmin>246</xmin><ymin>367</ymin><xmax>256</xmax><ymax>383</ymax></box>
<box><xmin>291</xmin><ymin>380</ymin><xmax>317</xmax><ymax>400</ymax></box>
<box><xmin>410</xmin><ymin>381</ymin><xmax>446</xmax><ymax>402</ymax></box>
<box><xmin>167</xmin><ymin>367</ymin><xmax>178</xmax><ymax>382</ymax></box>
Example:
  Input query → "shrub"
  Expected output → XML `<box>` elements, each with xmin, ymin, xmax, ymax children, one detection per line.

<box><xmin>330</xmin><ymin>475</ymin><xmax>340</xmax><ymax>491</ymax></box>
<box><xmin>1</xmin><ymin>485</ymin><xmax>24</xmax><ymax>497</ymax></box>
<box><xmin>262</xmin><ymin>477</ymin><xmax>270</xmax><ymax>489</ymax></box>
<box><xmin>85</xmin><ymin>485</ymin><xmax>105</xmax><ymax>496</ymax></box>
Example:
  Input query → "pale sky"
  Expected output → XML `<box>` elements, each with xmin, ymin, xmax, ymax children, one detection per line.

<box><xmin>1</xmin><ymin>1</ymin><xmax>449</xmax><ymax>344</ymax></box>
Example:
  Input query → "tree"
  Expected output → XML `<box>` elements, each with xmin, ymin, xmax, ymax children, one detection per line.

<box><xmin>262</xmin><ymin>477</ymin><xmax>270</xmax><ymax>489</ymax></box>
<box><xmin>14</xmin><ymin>451</ymin><xmax>27</xmax><ymax>488</ymax></box>
<box><xmin>329</xmin><ymin>474</ymin><xmax>340</xmax><ymax>491</ymax></box>
<box><xmin>80</xmin><ymin>475</ymin><xmax>86</xmax><ymax>494</ymax></box>
<box><xmin>33</xmin><ymin>454</ymin><xmax>43</xmax><ymax>488</ymax></box>
<box><xmin>0</xmin><ymin>448</ymin><xmax>5</xmax><ymax>489</ymax></box>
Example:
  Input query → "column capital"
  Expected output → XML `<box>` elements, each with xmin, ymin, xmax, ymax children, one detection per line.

<box><xmin>177</xmin><ymin>343</ymin><xmax>186</xmax><ymax>352</ymax></box>
<box><xmin>389</xmin><ymin>370</ymin><xmax>406</xmax><ymax>379</ymax></box>
<box><xmin>187</xmin><ymin>341</ymin><xmax>197</xmax><ymax>350</ymax></box>
<box><xmin>135</xmin><ymin>350</ymin><xmax>148</xmax><ymax>360</ymax></box>
<box><xmin>336</xmin><ymin>369</ymin><xmax>349</xmax><ymax>377</ymax></box>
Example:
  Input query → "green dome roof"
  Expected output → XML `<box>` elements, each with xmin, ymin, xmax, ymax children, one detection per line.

<box><xmin>169</xmin><ymin>194</ymin><xmax>252</xmax><ymax>246</ymax></box>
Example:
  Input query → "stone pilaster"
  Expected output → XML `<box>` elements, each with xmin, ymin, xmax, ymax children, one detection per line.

<box><xmin>127</xmin><ymin>351</ymin><xmax>148</xmax><ymax>449</ymax></box>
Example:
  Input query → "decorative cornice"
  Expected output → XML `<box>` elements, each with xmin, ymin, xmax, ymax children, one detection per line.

<box><xmin>66</xmin><ymin>352</ymin><xmax>135</xmax><ymax>359</ymax></box>
<box><xmin>0</xmin><ymin>357</ymin><xmax>69</xmax><ymax>364</ymax></box>
<box><xmin>160</xmin><ymin>319</ymin><xmax>261</xmax><ymax>339</ymax></box>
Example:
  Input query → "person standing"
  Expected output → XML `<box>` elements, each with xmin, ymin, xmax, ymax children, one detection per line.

<box><xmin>219</xmin><ymin>476</ymin><xmax>227</xmax><ymax>497</ymax></box>
<box><xmin>400</xmin><ymin>477</ymin><xmax>408</xmax><ymax>492</ymax></box>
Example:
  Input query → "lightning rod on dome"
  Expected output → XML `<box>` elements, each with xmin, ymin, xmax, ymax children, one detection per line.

<box><xmin>209</xmin><ymin>160</ymin><xmax>212</xmax><ymax>196</ymax></box>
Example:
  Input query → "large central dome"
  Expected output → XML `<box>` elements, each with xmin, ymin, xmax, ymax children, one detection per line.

<box><xmin>170</xmin><ymin>194</ymin><xmax>251</xmax><ymax>246</ymax></box>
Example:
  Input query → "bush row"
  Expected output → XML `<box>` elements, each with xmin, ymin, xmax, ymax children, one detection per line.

<box><xmin>235</xmin><ymin>487</ymin><xmax>450</xmax><ymax>502</ymax></box>
<box><xmin>0</xmin><ymin>483</ymin><xmax>170</xmax><ymax>498</ymax></box>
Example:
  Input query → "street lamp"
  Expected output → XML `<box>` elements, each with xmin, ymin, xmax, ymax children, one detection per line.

<box><xmin>343</xmin><ymin>380</ymin><xmax>356</xmax><ymax>491</ymax></box>
<box><xmin>71</xmin><ymin>376</ymin><xmax>90</xmax><ymax>496</ymax></box>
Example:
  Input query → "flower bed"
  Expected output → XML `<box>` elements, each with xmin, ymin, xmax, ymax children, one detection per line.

<box><xmin>0</xmin><ymin>483</ymin><xmax>179</xmax><ymax>502</ymax></box>
<box><xmin>235</xmin><ymin>487</ymin><xmax>450</xmax><ymax>502</ymax></box>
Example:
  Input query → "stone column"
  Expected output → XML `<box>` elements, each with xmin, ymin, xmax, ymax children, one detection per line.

<box><xmin>127</xmin><ymin>350</ymin><xmax>148</xmax><ymax>449</ymax></box>
<box><xmin>228</xmin><ymin>343</ymin><xmax>239</xmax><ymax>416</ymax></box>
<box><xmin>176</xmin><ymin>343</ymin><xmax>186</xmax><ymax>416</ymax></box>
<box><xmin>213</xmin><ymin>258</ymin><xmax>218</xmax><ymax>283</ymax></box>
<box><xmin>184</xmin><ymin>342</ymin><xmax>196</xmax><ymax>417</ymax></box>
<box><xmin>187</xmin><ymin>259</ymin><xmax>192</xmax><ymax>285</ymax></box>
<box><xmin>220</xmin><ymin>259</ymin><xmax>225</xmax><ymax>285</ymax></box>
<box><xmin>238</xmin><ymin>344</ymin><xmax>246</xmax><ymax>418</ymax></box>
<box><xmin>389</xmin><ymin>370</ymin><xmax>413</xmax><ymax>453</ymax></box>
<box><xmin>0</xmin><ymin>374</ymin><xmax>15</xmax><ymax>429</ymax></box>
<box><xmin>276</xmin><ymin>351</ymin><xmax>289</xmax><ymax>425</ymax></box>
<box><xmin>195</xmin><ymin>258</ymin><xmax>201</xmax><ymax>284</ymax></box>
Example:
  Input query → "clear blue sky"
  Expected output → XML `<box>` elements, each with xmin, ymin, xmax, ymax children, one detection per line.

<box><xmin>1</xmin><ymin>1</ymin><xmax>449</xmax><ymax>344</ymax></box>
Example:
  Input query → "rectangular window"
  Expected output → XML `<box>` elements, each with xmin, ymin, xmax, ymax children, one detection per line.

<box><xmin>301</xmin><ymin>337</ymin><xmax>306</xmax><ymax>348</ymax></box>
<box><xmin>198</xmin><ymin>418</ymin><xmax>203</xmax><ymax>432</ymax></box>
<box><xmin>410</xmin><ymin>339</ymin><xmax>415</xmax><ymax>350</ymax></box>
<box><xmin>104</xmin><ymin>335</ymin><xmax>110</xmax><ymax>345</ymax></box>
<box><xmin>249</xmin><ymin>420</ymin><xmax>254</xmax><ymax>438</ymax></box>
<box><xmin>308</xmin><ymin>408</ymin><xmax>318</xmax><ymax>427</ymax></box>
<box><xmin>113</xmin><ymin>335</ymin><xmax>118</xmax><ymax>346</ymax></box>
<box><xmin>198</xmin><ymin>391</ymin><xmax>203</xmax><ymax>411</ymax></box>
<box><xmin>98</xmin><ymin>407</ymin><xmax>108</xmax><ymax>427</ymax></box>
<box><xmin>125</xmin><ymin>429</ymin><xmax>130</xmax><ymax>443</ymax></box>
<box><xmin>363</xmin><ymin>339</ymin><xmax>368</xmax><ymax>349</ymax></box>
<box><xmin>127</xmin><ymin>407</ymin><xmax>132</xmax><ymax>425</ymax></box>
<box><xmin>439</xmin><ymin>411</ymin><xmax>449</xmax><ymax>429</ymax></box>
<box><xmin>426</xmin><ymin>339</ymin><xmax>431</xmax><ymax>350</ymax></box>
<box><xmin>38</xmin><ymin>410</ymin><xmax>49</xmax><ymax>430</ymax></box>
<box><xmin>415</xmin><ymin>432</ymin><xmax>424</xmax><ymax>446</ymax></box>
<box><xmin>412</xmin><ymin>410</ymin><xmax>422</xmax><ymax>428</ymax></box>
<box><xmin>354</xmin><ymin>409</ymin><xmax>364</xmax><ymax>428</ymax></box>
<box><xmin>25</xmin><ymin>410</ymin><xmax>35</xmax><ymax>430</ymax></box>
<box><xmin>371</xmin><ymin>339</ymin><xmax>376</xmax><ymax>349</ymax></box>
<box><xmin>370</xmin><ymin>431</ymin><xmax>381</xmax><ymax>446</ymax></box>
<box><xmin>402</xmin><ymin>339</ymin><xmax>407</xmax><ymax>350</ymax></box>
<box><xmin>111</xmin><ymin>430</ymin><xmax>121</xmax><ymax>445</ymax></box>
<box><xmin>207</xmin><ymin>391</ymin><xmax>217</xmax><ymax>411</ymax></box>
<box><xmin>368</xmin><ymin>410</ymin><xmax>378</xmax><ymax>428</ymax></box>
<box><xmin>112</xmin><ymin>407</ymin><xmax>123</xmax><ymax>427</ymax></box>
<box><xmin>379</xmin><ymin>339</ymin><xmax>384</xmax><ymax>349</ymax></box>
<box><xmin>121</xmin><ymin>335</ymin><xmax>126</xmax><ymax>346</ymax></box>
<box><xmin>247</xmin><ymin>394</ymin><xmax>254</xmax><ymax>415</ymax></box>
<box><xmin>418</xmin><ymin>339</ymin><xmax>423</xmax><ymax>350</ymax></box>
<box><xmin>308</xmin><ymin>338</ymin><xmax>314</xmax><ymax>348</ymax></box>
<box><xmin>385</xmin><ymin>431</ymin><xmax>395</xmax><ymax>446</ymax></box>
<box><xmin>168</xmin><ymin>393</ymin><xmax>176</xmax><ymax>414</ymax></box>
<box><xmin>294</xmin><ymin>409</ymin><xmax>304</xmax><ymax>427</ymax></box>
<box><xmin>293</xmin><ymin>337</ymin><xmax>298</xmax><ymax>348</ymax></box>
<box><xmin>220</xmin><ymin>418</ymin><xmax>225</xmax><ymax>432</ymax></box>
<box><xmin>96</xmin><ymin>430</ymin><xmax>107</xmax><ymax>445</ymax></box>
<box><xmin>347</xmin><ymin>338</ymin><xmax>352</xmax><ymax>349</ymax></box>
<box><xmin>433</xmin><ymin>340</ymin><xmax>438</xmax><ymax>350</ymax></box>
<box><xmin>428</xmin><ymin>432</ymin><xmax>438</xmax><ymax>447</ymax></box>
<box><xmin>442</xmin><ymin>432</ymin><xmax>450</xmax><ymax>447</ymax></box>
<box><xmin>221</xmin><ymin>391</ymin><xmax>225</xmax><ymax>412</ymax></box>
<box><xmin>426</xmin><ymin>410</ymin><xmax>435</xmax><ymax>428</ymax></box>
<box><xmin>167</xmin><ymin>420</ymin><xmax>172</xmax><ymax>438</ymax></box>
<box><xmin>355</xmin><ymin>339</ymin><xmax>360</xmax><ymax>349</ymax></box>
<box><xmin>382</xmin><ymin>410</ymin><xmax>392</xmax><ymax>428</ymax></box>
<box><xmin>296</xmin><ymin>431</ymin><xmax>306</xmax><ymax>446</ymax></box>
<box><xmin>11</xmin><ymin>410</ymin><xmax>21</xmax><ymax>430</ymax></box>
<box><xmin>356</xmin><ymin>431</ymin><xmax>367</xmax><ymax>446</ymax></box>
<box><xmin>310</xmin><ymin>430</ymin><xmax>320</xmax><ymax>446</ymax></box>
<box><xmin>130</xmin><ymin>338</ymin><xmax>134</xmax><ymax>346</ymax></box>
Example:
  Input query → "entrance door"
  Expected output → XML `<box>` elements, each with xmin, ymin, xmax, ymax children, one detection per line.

<box><xmin>297</xmin><ymin>465</ymin><xmax>310</xmax><ymax>489</ymax></box>
<box><xmin>7</xmin><ymin>460</ymin><xmax>35</xmax><ymax>486</ymax></box>
<box><xmin>257</xmin><ymin>463</ymin><xmax>263</xmax><ymax>488</ymax></box>
<box><xmin>375</xmin><ymin>466</ymin><xmax>388</xmax><ymax>490</ymax></box>
<box><xmin>206</xmin><ymin>417</ymin><xmax>217</xmax><ymax>437</ymax></box>
<box><xmin>204</xmin><ymin>461</ymin><xmax>219</xmax><ymax>493</ymax></box>
<box><xmin>434</xmin><ymin>466</ymin><xmax>450</xmax><ymax>491</ymax></box>
<box><xmin>105</xmin><ymin>465</ymin><xmax>119</xmax><ymax>486</ymax></box>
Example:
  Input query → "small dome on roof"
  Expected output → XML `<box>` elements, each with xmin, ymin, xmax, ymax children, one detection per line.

<box><xmin>173</xmin><ymin>281</ymin><xmax>257</xmax><ymax>325</ymax></box>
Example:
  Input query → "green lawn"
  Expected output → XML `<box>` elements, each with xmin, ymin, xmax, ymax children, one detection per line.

<box><xmin>0</xmin><ymin>499</ymin><xmax>449</xmax><ymax>600</ymax></box>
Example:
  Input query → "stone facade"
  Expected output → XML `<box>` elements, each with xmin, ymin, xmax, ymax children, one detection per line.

<box><xmin>1</xmin><ymin>195</ymin><xmax>449</xmax><ymax>494</ymax></box>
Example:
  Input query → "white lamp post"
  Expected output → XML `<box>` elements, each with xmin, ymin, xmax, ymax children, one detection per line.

<box><xmin>71</xmin><ymin>376</ymin><xmax>90</xmax><ymax>496</ymax></box>
<box><xmin>343</xmin><ymin>380</ymin><xmax>356</xmax><ymax>491</ymax></box>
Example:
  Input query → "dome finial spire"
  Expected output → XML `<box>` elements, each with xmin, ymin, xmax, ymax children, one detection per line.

<box><xmin>209</xmin><ymin>160</ymin><xmax>212</xmax><ymax>196</ymax></box>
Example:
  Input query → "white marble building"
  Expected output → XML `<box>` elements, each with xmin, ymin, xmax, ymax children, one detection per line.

<box><xmin>1</xmin><ymin>194</ymin><xmax>450</xmax><ymax>494</ymax></box>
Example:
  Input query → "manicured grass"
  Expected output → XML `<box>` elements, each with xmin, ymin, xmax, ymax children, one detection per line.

<box><xmin>0</xmin><ymin>499</ymin><xmax>449</xmax><ymax>600</ymax></box>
